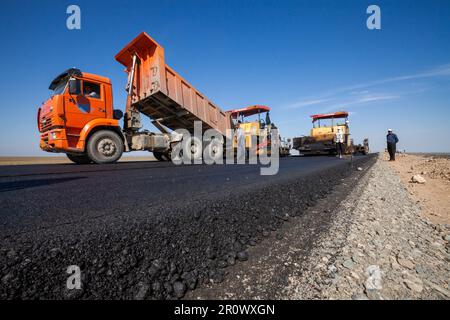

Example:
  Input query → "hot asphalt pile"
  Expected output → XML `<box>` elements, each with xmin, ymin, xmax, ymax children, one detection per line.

<box><xmin>1</xmin><ymin>155</ymin><xmax>376</xmax><ymax>299</ymax></box>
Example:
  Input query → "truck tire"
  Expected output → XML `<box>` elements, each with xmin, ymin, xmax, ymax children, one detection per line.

<box><xmin>183</xmin><ymin>136</ymin><xmax>203</xmax><ymax>161</ymax></box>
<box><xmin>66</xmin><ymin>153</ymin><xmax>92</xmax><ymax>164</ymax></box>
<box><xmin>153</xmin><ymin>151</ymin><xmax>164</xmax><ymax>161</ymax></box>
<box><xmin>153</xmin><ymin>151</ymin><xmax>170</xmax><ymax>161</ymax></box>
<box><xmin>161</xmin><ymin>152</ymin><xmax>171</xmax><ymax>161</ymax></box>
<box><xmin>170</xmin><ymin>137</ymin><xmax>202</xmax><ymax>163</ymax></box>
<box><xmin>204</xmin><ymin>139</ymin><xmax>223</xmax><ymax>163</ymax></box>
<box><xmin>86</xmin><ymin>130</ymin><xmax>124</xmax><ymax>164</ymax></box>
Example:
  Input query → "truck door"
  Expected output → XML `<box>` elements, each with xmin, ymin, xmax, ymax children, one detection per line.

<box><xmin>64</xmin><ymin>79</ymin><xmax>107</xmax><ymax>140</ymax></box>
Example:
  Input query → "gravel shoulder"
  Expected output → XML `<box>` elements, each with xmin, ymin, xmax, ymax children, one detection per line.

<box><xmin>283</xmin><ymin>156</ymin><xmax>450</xmax><ymax>299</ymax></box>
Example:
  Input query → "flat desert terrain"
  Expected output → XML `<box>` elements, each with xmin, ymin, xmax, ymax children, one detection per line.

<box><xmin>387</xmin><ymin>152</ymin><xmax>450</xmax><ymax>225</ymax></box>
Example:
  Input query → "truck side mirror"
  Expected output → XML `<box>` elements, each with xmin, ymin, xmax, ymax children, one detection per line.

<box><xmin>113</xmin><ymin>109</ymin><xmax>123</xmax><ymax>120</ymax></box>
<box><xmin>68</xmin><ymin>78</ymin><xmax>81</xmax><ymax>95</ymax></box>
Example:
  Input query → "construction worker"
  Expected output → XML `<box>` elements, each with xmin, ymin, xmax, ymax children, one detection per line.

<box><xmin>386</xmin><ymin>129</ymin><xmax>399</xmax><ymax>161</ymax></box>
<box><xmin>335</xmin><ymin>127</ymin><xmax>344</xmax><ymax>159</ymax></box>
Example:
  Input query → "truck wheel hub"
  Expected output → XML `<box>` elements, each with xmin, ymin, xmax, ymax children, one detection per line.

<box><xmin>98</xmin><ymin>139</ymin><xmax>116</xmax><ymax>156</ymax></box>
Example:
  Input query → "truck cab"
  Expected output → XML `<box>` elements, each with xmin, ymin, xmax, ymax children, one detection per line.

<box><xmin>38</xmin><ymin>68</ymin><xmax>123</xmax><ymax>164</ymax></box>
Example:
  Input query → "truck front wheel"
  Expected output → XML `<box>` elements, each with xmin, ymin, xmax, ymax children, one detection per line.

<box><xmin>66</xmin><ymin>153</ymin><xmax>92</xmax><ymax>164</ymax></box>
<box><xmin>87</xmin><ymin>130</ymin><xmax>124</xmax><ymax>164</ymax></box>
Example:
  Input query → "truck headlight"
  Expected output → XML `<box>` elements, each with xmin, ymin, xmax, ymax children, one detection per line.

<box><xmin>51</xmin><ymin>132</ymin><xmax>57</xmax><ymax>140</ymax></box>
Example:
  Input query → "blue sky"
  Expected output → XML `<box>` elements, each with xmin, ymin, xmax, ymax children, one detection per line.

<box><xmin>0</xmin><ymin>0</ymin><xmax>449</xmax><ymax>156</ymax></box>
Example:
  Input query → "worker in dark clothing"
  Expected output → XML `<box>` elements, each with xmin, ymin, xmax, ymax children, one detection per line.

<box><xmin>386</xmin><ymin>129</ymin><xmax>399</xmax><ymax>161</ymax></box>
<box><xmin>335</xmin><ymin>127</ymin><xmax>345</xmax><ymax>159</ymax></box>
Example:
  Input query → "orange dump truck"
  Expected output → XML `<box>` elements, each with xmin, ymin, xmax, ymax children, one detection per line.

<box><xmin>37</xmin><ymin>32</ymin><xmax>234</xmax><ymax>164</ymax></box>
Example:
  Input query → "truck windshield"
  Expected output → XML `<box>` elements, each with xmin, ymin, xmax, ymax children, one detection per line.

<box><xmin>52</xmin><ymin>79</ymin><xmax>68</xmax><ymax>95</ymax></box>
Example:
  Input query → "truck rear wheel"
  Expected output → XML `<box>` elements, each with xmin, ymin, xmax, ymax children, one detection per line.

<box><xmin>153</xmin><ymin>151</ymin><xmax>164</xmax><ymax>161</ymax></box>
<box><xmin>183</xmin><ymin>136</ymin><xmax>203</xmax><ymax>161</ymax></box>
<box><xmin>153</xmin><ymin>151</ymin><xmax>170</xmax><ymax>161</ymax></box>
<box><xmin>87</xmin><ymin>130</ymin><xmax>124</xmax><ymax>164</ymax></box>
<box><xmin>170</xmin><ymin>137</ymin><xmax>202</xmax><ymax>163</ymax></box>
<box><xmin>204</xmin><ymin>139</ymin><xmax>223</xmax><ymax>163</ymax></box>
<box><xmin>66</xmin><ymin>153</ymin><xmax>92</xmax><ymax>164</ymax></box>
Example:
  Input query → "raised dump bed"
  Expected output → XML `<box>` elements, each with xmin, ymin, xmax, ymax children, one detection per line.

<box><xmin>115</xmin><ymin>32</ymin><xmax>231</xmax><ymax>137</ymax></box>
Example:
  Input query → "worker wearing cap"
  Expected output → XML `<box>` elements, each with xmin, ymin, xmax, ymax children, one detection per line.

<box><xmin>335</xmin><ymin>127</ymin><xmax>345</xmax><ymax>159</ymax></box>
<box><xmin>386</xmin><ymin>129</ymin><xmax>399</xmax><ymax>161</ymax></box>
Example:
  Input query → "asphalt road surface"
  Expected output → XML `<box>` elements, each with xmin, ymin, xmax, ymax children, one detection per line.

<box><xmin>1</xmin><ymin>156</ymin><xmax>358</xmax><ymax>235</ymax></box>
<box><xmin>0</xmin><ymin>155</ymin><xmax>375</xmax><ymax>299</ymax></box>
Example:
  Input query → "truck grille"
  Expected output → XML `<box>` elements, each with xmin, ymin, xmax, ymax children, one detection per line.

<box><xmin>41</xmin><ymin>117</ymin><xmax>53</xmax><ymax>132</ymax></box>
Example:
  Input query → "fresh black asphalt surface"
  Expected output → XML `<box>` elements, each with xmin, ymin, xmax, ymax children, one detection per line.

<box><xmin>1</xmin><ymin>157</ymin><xmax>357</xmax><ymax>235</ymax></box>
<box><xmin>0</xmin><ymin>155</ymin><xmax>376</xmax><ymax>299</ymax></box>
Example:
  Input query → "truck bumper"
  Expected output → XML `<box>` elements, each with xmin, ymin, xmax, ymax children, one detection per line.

<box><xmin>40</xmin><ymin>129</ymin><xmax>69</xmax><ymax>153</ymax></box>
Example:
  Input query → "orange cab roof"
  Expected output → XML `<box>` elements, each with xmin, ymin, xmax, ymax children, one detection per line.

<box><xmin>310</xmin><ymin>111</ymin><xmax>348</xmax><ymax>122</ymax></box>
<box><xmin>228</xmin><ymin>105</ymin><xmax>271</xmax><ymax>118</ymax></box>
<box><xmin>81</xmin><ymin>72</ymin><xmax>111</xmax><ymax>84</ymax></box>
<box><xmin>49</xmin><ymin>68</ymin><xmax>111</xmax><ymax>90</ymax></box>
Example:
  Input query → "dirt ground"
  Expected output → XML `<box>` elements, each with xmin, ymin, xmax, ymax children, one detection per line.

<box><xmin>386</xmin><ymin>152</ymin><xmax>450</xmax><ymax>225</ymax></box>
<box><xmin>0</xmin><ymin>156</ymin><xmax>156</xmax><ymax>166</ymax></box>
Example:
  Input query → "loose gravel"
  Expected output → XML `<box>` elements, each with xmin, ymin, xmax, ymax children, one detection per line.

<box><xmin>281</xmin><ymin>157</ymin><xmax>450</xmax><ymax>299</ymax></box>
